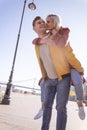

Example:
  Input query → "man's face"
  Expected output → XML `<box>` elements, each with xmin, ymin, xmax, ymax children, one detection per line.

<box><xmin>33</xmin><ymin>18</ymin><xmax>47</xmax><ymax>34</ymax></box>
<box><xmin>46</xmin><ymin>16</ymin><xmax>55</xmax><ymax>30</ymax></box>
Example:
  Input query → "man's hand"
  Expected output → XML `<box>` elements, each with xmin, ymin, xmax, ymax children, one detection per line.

<box><xmin>38</xmin><ymin>77</ymin><xmax>43</xmax><ymax>86</ymax></box>
<box><xmin>81</xmin><ymin>75</ymin><xmax>86</xmax><ymax>83</ymax></box>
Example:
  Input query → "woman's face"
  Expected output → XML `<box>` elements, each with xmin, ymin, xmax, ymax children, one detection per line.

<box><xmin>46</xmin><ymin>16</ymin><xmax>55</xmax><ymax>30</ymax></box>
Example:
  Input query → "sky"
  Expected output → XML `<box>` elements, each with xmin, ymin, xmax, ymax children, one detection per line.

<box><xmin>0</xmin><ymin>0</ymin><xmax>87</xmax><ymax>88</ymax></box>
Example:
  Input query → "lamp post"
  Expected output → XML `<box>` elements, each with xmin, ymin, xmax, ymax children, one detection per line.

<box><xmin>1</xmin><ymin>0</ymin><xmax>36</xmax><ymax>105</ymax></box>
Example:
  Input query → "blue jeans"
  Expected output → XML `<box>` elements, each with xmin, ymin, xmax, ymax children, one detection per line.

<box><xmin>41</xmin><ymin>76</ymin><xmax>71</xmax><ymax>130</ymax></box>
<box><xmin>40</xmin><ymin>80</ymin><xmax>47</xmax><ymax>103</ymax></box>
<box><xmin>71</xmin><ymin>69</ymin><xmax>83</xmax><ymax>100</ymax></box>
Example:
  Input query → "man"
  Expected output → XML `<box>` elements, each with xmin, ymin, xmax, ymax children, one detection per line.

<box><xmin>32</xmin><ymin>16</ymin><xmax>71</xmax><ymax>130</ymax></box>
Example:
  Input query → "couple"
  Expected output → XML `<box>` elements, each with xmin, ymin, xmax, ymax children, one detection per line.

<box><xmin>32</xmin><ymin>14</ymin><xmax>85</xmax><ymax>130</ymax></box>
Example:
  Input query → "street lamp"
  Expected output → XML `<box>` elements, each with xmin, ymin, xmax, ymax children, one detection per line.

<box><xmin>1</xmin><ymin>0</ymin><xmax>36</xmax><ymax>105</ymax></box>
<box><xmin>28</xmin><ymin>0</ymin><xmax>36</xmax><ymax>10</ymax></box>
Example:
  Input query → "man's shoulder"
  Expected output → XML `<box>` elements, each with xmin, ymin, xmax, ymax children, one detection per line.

<box><xmin>32</xmin><ymin>37</ymin><xmax>41</xmax><ymax>45</ymax></box>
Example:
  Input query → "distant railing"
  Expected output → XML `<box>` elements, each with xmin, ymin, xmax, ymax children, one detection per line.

<box><xmin>0</xmin><ymin>82</ymin><xmax>41</xmax><ymax>95</ymax></box>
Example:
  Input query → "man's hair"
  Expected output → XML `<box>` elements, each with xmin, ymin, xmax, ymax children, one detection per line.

<box><xmin>32</xmin><ymin>16</ymin><xmax>41</xmax><ymax>27</ymax></box>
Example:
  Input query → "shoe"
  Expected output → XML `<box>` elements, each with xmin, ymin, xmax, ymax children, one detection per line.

<box><xmin>78</xmin><ymin>107</ymin><xmax>85</xmax><ymax>120</ymax></box>
<box><xmin>34</xmin><ymin>109</ymin><xmax>43</xmax><ymax>120</ymax></box>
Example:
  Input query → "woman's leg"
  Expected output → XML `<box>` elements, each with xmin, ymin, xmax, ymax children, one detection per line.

<box><xmin>71</xmin><ymin>69</ymin><xmax>85</xmax><ymax>120</ymax></box>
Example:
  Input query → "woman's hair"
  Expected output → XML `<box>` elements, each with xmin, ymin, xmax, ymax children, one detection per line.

<box><xmin>46</xmin><ymin>14</ymin><xmax>62</xmax><ymax>30</ymax></box>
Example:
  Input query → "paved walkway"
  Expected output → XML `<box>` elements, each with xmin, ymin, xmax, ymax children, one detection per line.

<box><xmin>0</xmin><ymin>92</ymin><xmax>87</xmax><ymax>130</ymax></box>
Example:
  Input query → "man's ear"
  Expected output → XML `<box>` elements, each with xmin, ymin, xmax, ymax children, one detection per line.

<box><xmin>33</xmin><ymin>26</ymin><xmax>36</xmax><ymax>32</ymax></box>
<box><xmin>33</xmin><ymin>26</ymin><xmax>35</xmax><ymax>30</ymax></box>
